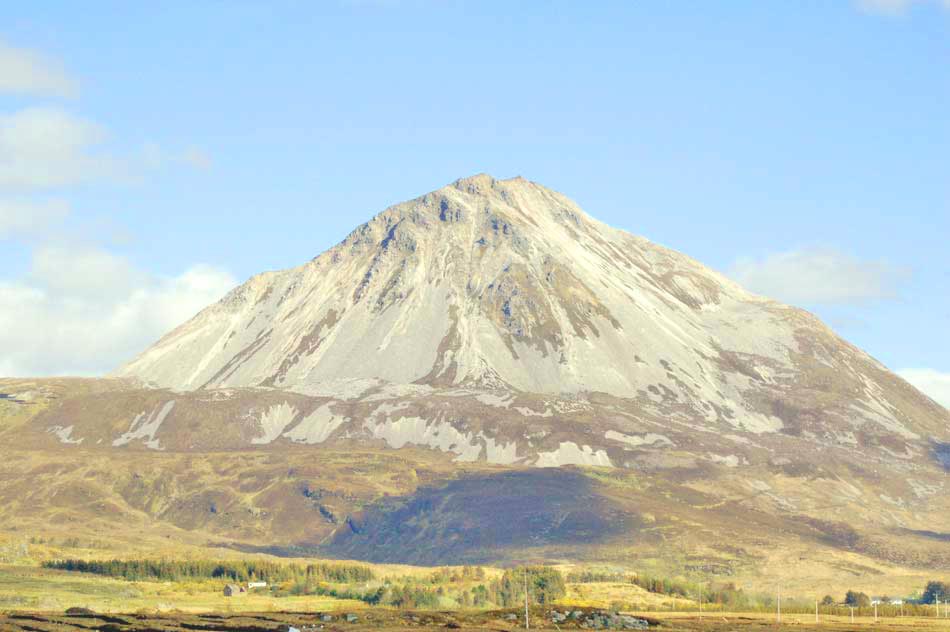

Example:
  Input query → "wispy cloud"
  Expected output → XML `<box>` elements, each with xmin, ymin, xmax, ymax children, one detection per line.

<box><xmin>728</xmin><ymin>247</ymin><xmax>910</xmax><ymax>306</ymax></box>
<box><xmin>0</xmin><ymin>198</ymin><xmax>70</xmax><ymax>239</ymax></box>
<box><xmin>854</xmin><ymin>0</ymin><xmax>950</xmax><ymax>15</ymax></box>
<box><xmin>180</xmin><ymin>146</ymin><xmax>213</xmax><ymax>171</ymax></box>
<box><xmin>0</xmin><ymin>40</ymin><xmax>78</xmax><ymax>98</ymax></box>
<box><xmin>0</xmin><ymin>107</ymin><xmax>118</xmax><ymax>190</ymax></box>
<box><xmin>0</xmin><ymin>108</ymin><xmax>214</xmax><ymax>193</ymax></box>
<box><xmin>897</xmin><ymin>368</ymin><xmax>950</xmax><ymax>409</ymax></box>
<box><xmin>142</xmin><ymin>141</ymin><xmax>213</xmax><ymax>172</ymax></box>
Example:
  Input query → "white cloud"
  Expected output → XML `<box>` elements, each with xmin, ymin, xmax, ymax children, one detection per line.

<box><xmin>857</xmin><ymin>0</ymin><xmax>916</xmax><ymax>14</ymax></box>
<box><xmin>855</xmin><ymin>0</ymin><xmax>950</xmax><ymax>14</ymax></box>
<box><xmin>0</xmin><ymin>197</ymin><xmax>70</xmax><ymax>238</ymax></box>
<box><xmin>30</xmin><ymin>245</ymin><xmax>146</xmax><ymax>299</ymax></box>
<box><xmin>0</xmin><ymin>247</ymin><xmax>235</xmax><ymax>377</ymax></box>
<box><xmin>897</xmin><ymin>369</ymin><xmax>950</xmax><ymax>409</ymax></box>
<box><xmin>0</xmin><ymin>43</ymin><xmax>226</xmax><ymax>378</ymax></box>
<box><xmin>0</xmin><ymin>40</ymin><xmax>78</xmax><ymax>98</ymax></box>
<box><xmin>728</xmin><ymin>248</ymin><xmax>910</xmax><ymax>305</ymax></box>
<box><xmin>141</xmin><ymin>142</ymin><xmax>213</xmax><ymax>172</ymax></box>
<box><xmin>0</xmin><ymin>108</ymin><xmax>210</xmax><ymax>192</ymax></box>
<box><xmin>0</xmin><ymin>107</ymin><xmax>119</xmax><ymax>190</ymax></box>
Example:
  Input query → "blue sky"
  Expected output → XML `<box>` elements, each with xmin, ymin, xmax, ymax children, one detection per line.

<box><xmin>0</xmin><ymin>1</ymin><xmax>947</xmax><ymax>405</ymax></box>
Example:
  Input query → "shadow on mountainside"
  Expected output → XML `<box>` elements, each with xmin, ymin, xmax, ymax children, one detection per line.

<box><xmin>317</xmin><ymin>468</ymin><xmax>640</xmax><ymax>565</ymax></box>
<box><xmin>933</xmin><ymin>441</ymin><xmax>950</xmax><ymax>472</ymax></box>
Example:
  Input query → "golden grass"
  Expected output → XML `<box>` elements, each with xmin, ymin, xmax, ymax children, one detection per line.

<box><xmin>558</xmin><ymin>582</ymin><xmax>674</xmax><ymax>609</ymax></box>
<box><xmin>0</xmin><ymin>564</ymin><xmax>363</xmax><ymax>614</ymax></box>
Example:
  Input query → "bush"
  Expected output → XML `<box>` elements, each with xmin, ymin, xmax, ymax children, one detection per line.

<box><xmin>845</xmin><ymin>590</ymin><xmax>870</xmax><ymax>607</ymax></box>
<box><xmin>471</xmin><ymin>584</ymin><xmax>489</xmax><ymax>607</ymax></box>
<box><xmin>385</xmin><ymin>584</ymin><xmax>440</xmax><ymax>608</ymax></box>
<box><xmin>923</xmin><ymin>581</ymin><xmax>950</xmax><ymax>605</ymax></box>
<box><xmin>489</xmin><ymin>567</ymin><xmax>566</xmax><ymax>607</ymax></box>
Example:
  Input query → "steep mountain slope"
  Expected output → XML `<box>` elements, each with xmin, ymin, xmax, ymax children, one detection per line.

<box><xmin>114</xmin><ymin>174</ymin><xmax>817</xmax><ymax>398</ymax></box>
<box><xmin>112</xmin><ymin>174</ymin><xmax>947</xmax><ymax>450</ymax></box>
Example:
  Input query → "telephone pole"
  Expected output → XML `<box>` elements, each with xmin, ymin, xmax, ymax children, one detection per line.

<box><xmin>524</xmin><ymin>568</ymin><xmax>530</xmax><ymax>630</ymax></box>
<box><xmin>777</xmin><ymin>585</ymin><xmax>781</xmax><ymax>623</ymax></box>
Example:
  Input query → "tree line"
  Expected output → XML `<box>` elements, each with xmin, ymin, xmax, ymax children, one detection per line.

<box><xmin>43</xmin><ymin>558</ymin><xmax>375</xmax><ymax>584</ymax></box>
<box><xmin>824</xmin><ymin>581</ymin><xmax>950</xmax><ymax>608</ymax></box>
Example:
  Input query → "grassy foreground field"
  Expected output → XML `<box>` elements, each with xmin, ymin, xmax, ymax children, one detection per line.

<box><xmin>4</xmin><ymin>562</ymin><xmax>950</xmax><ymax>632</ymax></box>
<box><xmin>0</xmin><ymin>564</ymin><xmax>364</xmax><ymax>613</ymax></box>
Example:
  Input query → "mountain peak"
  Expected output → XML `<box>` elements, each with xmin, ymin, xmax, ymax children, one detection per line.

<box><xmin>447</xmin><ymin>173</ymin><xmax>531</xmax><ymax>193</ymax></box>
<box><xmin>450</xmin><ymin>172</ymin><xmax>497</xmax><ymax>191</ymax></box>
<box><xmin>329</xmin><ymin>174</ymin><xmax>593</xmax><ymax>263</ymax></box>
<box><xmin>114</xmin><ymin>177</ymin><xmax>949</xmax><ymax>451</ymax></box>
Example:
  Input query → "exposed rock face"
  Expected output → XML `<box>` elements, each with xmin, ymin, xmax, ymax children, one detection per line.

<box><xmin>118</xmin><ymin>173</ymin><xmax>772</xmax><ymax>398</ymax></box>
<box><xmin>109</xmin><ymin>174</ymin><xmax>948</xmax><ymax>461</ymax></box>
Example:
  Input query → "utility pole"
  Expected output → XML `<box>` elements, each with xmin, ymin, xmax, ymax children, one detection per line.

<box><xmin>777</xmin><ymin>585</ymin><xmax>781</xmax><ymax>623</ymax></box>
<box><xmin>815</xmin><ymin>598</ymin><xmax>819</xmax><ymax>624</ymax></box>
<box><xmin>523</xmin><ymin>568</ymin><xmax>529</xmax><ymax>630</ymax></box>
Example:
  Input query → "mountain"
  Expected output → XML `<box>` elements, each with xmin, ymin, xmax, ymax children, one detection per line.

<box><xmin>2</xmin><ymin>175</ymin><xmax>948</xmax><ymax>589</ymax></box>
<box><xmin>109</xmin><ymin>174</ymin><xmax>946</xmax><ymax>459</ymax></box>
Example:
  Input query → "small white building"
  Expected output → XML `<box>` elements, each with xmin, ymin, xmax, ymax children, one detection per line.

<box><xmin>248</xmin><ymin>581</ymin><xmax>267</xmax><ymax>590</ymax></box>
<box><xmin>872</xmin><ymin>598</ymin><xmax>904</xmax><ymax>606</ymax></box>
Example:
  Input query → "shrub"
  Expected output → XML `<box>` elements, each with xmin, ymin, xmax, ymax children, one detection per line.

<box><xmin>845</xmin><ymin>590</ymin><xmax>870</xmax><ymax>607</ymax></box>
<box><xmin>489</xmin><ymin>566</ymin><xmax>566</xmax><ymax>607</ymax></box>
<box><xmin>923</xmin><ymin>581</ymin><xmax>950</xmax><ymax>605</ymax></box>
